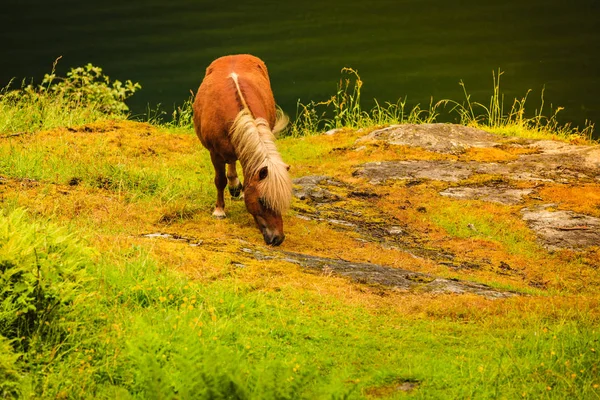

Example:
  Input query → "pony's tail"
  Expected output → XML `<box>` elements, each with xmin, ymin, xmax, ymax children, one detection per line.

<box><xmin>273</xmin><ymin>107</ymin><xmax>289</xmax><ymax>137</ymax></box>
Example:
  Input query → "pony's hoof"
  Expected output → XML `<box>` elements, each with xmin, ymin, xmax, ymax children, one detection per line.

<box><xmin>212</xmin><ymin>208</ymin><xmax>226</xmax><ymax>219</ymax></box>
<box><xmin>228</xmin><ymin>184</ymin><xmax>243</xmax><ymax>200</ymax></box>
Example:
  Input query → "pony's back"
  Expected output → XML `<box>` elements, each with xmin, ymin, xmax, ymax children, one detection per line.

<box><xmin>193</xmin><ymin>54</ymin><xmax>278</xmax><ymax>152</ymax></box>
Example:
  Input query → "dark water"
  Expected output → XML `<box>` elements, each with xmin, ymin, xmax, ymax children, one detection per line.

<box><xmin>2</xmin><ymin>0</ymin><xmax>599</xmax><ymax>136</ymax></box>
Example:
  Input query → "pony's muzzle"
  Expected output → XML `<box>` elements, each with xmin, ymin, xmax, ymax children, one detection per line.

<box><xmin>263</xmin><ymin>231</ymin><xmax>285</xmax><ymax>246</ymax></box>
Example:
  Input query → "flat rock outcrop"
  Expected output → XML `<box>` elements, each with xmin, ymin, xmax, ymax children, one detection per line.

<box><xmin>349</xmin><ymin>124</ymin><xmax>600</xmax><ymax>251</ymax></box>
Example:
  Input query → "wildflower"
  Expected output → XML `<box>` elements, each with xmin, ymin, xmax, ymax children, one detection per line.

<box><xmin>159</xmin><ymin>296</ymin><xmax>166</xmax><ymax>302</ymax></box>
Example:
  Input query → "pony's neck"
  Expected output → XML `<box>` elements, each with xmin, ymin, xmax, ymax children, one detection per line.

<box><xmin>230</xmin><ymin>109</ymin><xmax>279</xmax><ymax>177</ymax></box>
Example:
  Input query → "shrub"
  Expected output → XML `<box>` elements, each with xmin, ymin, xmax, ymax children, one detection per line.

<box><xmin>27</xmin><ymin>62</ymin><xmax>141</xmax><ymax>114</ymax></box>
<box><xmin>0</xmin><ymin>59</ymin><xmax>141</xmax><ymax>134</ymax></box>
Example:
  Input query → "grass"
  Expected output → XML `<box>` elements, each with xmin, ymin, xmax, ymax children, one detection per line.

<box><xmin>0</xmin><ymin>63</ymin><xmax>599</xmax><ymax>398</ymax></box>
<box><xmin>288</xmin><ymin>68</ymin><xmax>596</xmax><ymax>143</ymax></box>
<box><xmin>437</xmin><ymin>70</ymin><xmax>596</xmax><ymax>142</ymax></box>
<box><xmin>1</xmin><ymin>208</ymin><xmax>599</xmax><ymax>398</ymax></box>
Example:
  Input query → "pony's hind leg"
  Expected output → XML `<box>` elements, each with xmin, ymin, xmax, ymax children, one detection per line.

<box><xmin>227</xmin><ymin>162</ymin><xmax>243</xmax><ymax>199</ymax></box>
<box><xmin>210</xmin><ymin>154</ymin><xmax>227</xmax><ymax>218</ymax></box>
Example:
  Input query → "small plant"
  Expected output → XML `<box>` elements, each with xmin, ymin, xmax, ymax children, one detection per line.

<box><xmin>0</xmin><ymin>335</ymin><xmax>21</xmax><ymax>398</ymax></box>
<box><xmin>0</xmin><ymin>208</ymin><xmax>92</xmax><ymax>343</ymax></box>
<box><xmin>289</xmin><ymin>68</ymin><xmax>440</xmax><ymax>136</ymax></box>
<box><xmin>145</xmin><ymin>92</ymin><xmax>196</xmax><ymax>131</ymax></box>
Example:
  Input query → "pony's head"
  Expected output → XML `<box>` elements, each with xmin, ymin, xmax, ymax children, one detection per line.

<box><xmin>244</xmin><ymin>164</ymin><xmax>291</xmax><ymax>246</ymax></box>
<box><xmin>229</xmin><ymin>107</ymin><xmax>292</xmax><ymax>245</ymax></box>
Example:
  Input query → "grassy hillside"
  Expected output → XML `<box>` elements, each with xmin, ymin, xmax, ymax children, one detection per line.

<box><xmin>0</xmin><ymin>64</ymin><xmax>599</xmax><ymax>399</ymax></box>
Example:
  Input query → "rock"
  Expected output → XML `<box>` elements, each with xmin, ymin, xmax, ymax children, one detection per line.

<box><xmin>354</xmin><ymin>160</ymin><xmax>477</xmax><ymax>184</ymax></box>
<box><xmin>520</xmin><ymin>205</ymin><xmax>600</xmax><ymax>250</ymax></box>
<box><xmin>292</xmin><ymin>175</ymin><xmax>341</xmax><ymax>202</ymax></box>
<box><xmin>355</xmin><ymin>124</ymin><xmax>600</xmax><ymax>183</ymax></box>
<box><xmin>359</xmin><ymin>123</ymin><xmax>501</xmax><ymax>154</ymax></box>
<box><xmin>241</xmin><ymin>246</ymin><xmax>516</xmax><ymax>299</ymax></box>
<box><xmin>439</xmin><ymin>186</ymin><xmax>535</xmax><ymax>205</ymax></box>
<box><xmin>354</xmin><ymin>154</ymin><xmax>598</xmax><ymax>184</ymax></box>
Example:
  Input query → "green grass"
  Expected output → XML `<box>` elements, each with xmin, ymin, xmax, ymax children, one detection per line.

<box><xmin>1</xmin><ymin>210</ymin><xmax>598</xmax><ymax>398</ymax></box>
<box><xmin>427</xmin><ymin>200</ymin><xmax>540</xmax><ymax>258</ymax></box>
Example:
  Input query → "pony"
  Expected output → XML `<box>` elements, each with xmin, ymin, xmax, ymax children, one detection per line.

<box><xmin>193</xmin><ymin>54</ymin><xmax>292</xmax><ymax>246</ymax></box>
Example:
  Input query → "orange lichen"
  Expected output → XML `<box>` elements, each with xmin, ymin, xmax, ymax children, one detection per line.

<box><xmin>460</xmin><ymin>147</ymin><xmax>518</xmax><ymax>162</ymax></box>
<box><xmin>538</xmin><ymin>184</ymin><xmax>600</xmax><ymax>218</ymax></box>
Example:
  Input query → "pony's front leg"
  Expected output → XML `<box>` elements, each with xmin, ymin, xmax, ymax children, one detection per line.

<box><xmin>210</xmin><ymin>154</ymin><xmax>227</xmax><ymax>218</ymax></box>
<box><xmin>227</xmin><ymin>162</ymin><xmax>243</xmax><ymax>199</ymax></box>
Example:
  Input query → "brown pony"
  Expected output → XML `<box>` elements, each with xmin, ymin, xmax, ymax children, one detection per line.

<box><xmin>193</xmin><ymin>54</ymin><xmax>292</xmax><ymax>246</ymax></box>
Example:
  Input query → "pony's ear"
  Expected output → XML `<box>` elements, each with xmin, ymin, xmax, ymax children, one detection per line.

<box><xmin>258</xmin><ymin>166</ymin><xmax>269</xmax><ymax>181</ymax></box>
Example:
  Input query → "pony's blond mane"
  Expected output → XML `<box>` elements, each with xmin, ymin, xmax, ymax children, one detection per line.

<box><xmin>229</xmin><ymin>73</ymin><xmax>292</xmax><ymax>214</ymax></box>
